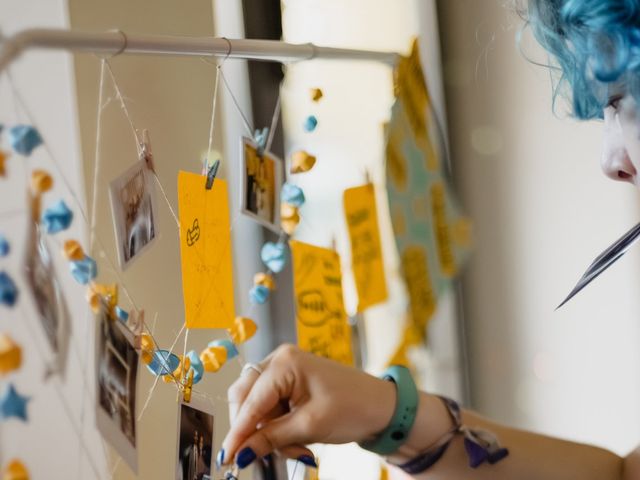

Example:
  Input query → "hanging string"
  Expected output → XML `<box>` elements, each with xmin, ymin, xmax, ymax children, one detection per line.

<box><xmin>90</xmin><ymin>59</ymin><xmax>107</xmax><ymax>250</ymax></box>
<box><xmin>103</xmin><ymin>60</ymin><xmax>141</xmax><ymax>148</ymax></box>
<box><xmin>205</xmin><ymin>66</ymin><xmax>221</xmax><ymax>171</ymax></box>
<box><xmin>265</xmin><ymin>95</ymin><xmax>281</xmax><ymax>153</ymax></box>
<box><xmin>219</xmin><ymin>68</ymin><xmax>255</xmax><ymax>139</ymax></box>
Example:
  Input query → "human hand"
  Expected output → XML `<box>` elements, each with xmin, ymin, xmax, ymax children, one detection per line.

<box><xmin>218</xmin><ymin>344</ymin><xmax>396</xmax><ymax>470</ymax></box>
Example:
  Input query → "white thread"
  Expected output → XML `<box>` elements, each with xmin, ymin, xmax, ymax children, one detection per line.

<box><xmin>104</xmin><ymin>60</ymin><xmax>141</xmax><ymax>148</ymax></box>
<box><xmin>219</xmin><ymin>68</ymin><xmax>255</xmax><ymax>138</ymax></box>
<box><xmin>265</xmin><ymin>94</ymin><xmax>281</xmax><ymax>153</ymax></box>
<box><xmin>90</xmin><ymin>59</ymin><xmax>107</xmax><ymax>249</ymax></box>
<box><xmin>205</xmin><ymin>66</ymin><xmax>221</xmax><ymax>171</ymax></box>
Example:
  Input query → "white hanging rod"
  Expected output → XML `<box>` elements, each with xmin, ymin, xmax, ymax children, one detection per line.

<box><xmin>0</xmin><ymin>28</ymin><xmax>401</xmax><ymax>73</ymax></box>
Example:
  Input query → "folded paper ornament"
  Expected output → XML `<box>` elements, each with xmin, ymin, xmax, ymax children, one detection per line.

<box><xmin>8</xmin><ymin>125</ymin><xmax>42</xmax><ymax>156</ymax></box>
<box><xmin>290</xmin><ymin>151</ymin><xmax>316</xmax><ymax>174</ymax></box>
<box><xmin>0</xmin><ymin>334</ymin><xmax>21</xmax><ymax>375</ymax></box>
<box><xmin>253</xmin><ymin>272</ymin><xmax>276</xmax><ymax>290</ymax></box>
<box><xmin>310</xmin><ymin>88</ymin><xmax>323</xmax><ymax>102</ymax></box>
<box><xmin>30</xmin><ymin>170</ymin><xmax>53</xmax><ymax>194</ymax></box>
<box><xmin>281</xmin><ymin>183</ymin><xmax>305</xmax><ymax>207</ymax></box>
<box><xmin>200</xmin><ymin>345</ymin><xmax>227</xmax><ymax>373</ymax></box>
<box><xmin>249</xmin><ymin>284</ymin><xmax>270</xmax><ymax>305</ymax></box>
<box><xmin>41</xmin><ymin>199</ymin><xmax>73</xmax><ymax>234</ymax></box>
<box><xmin>2</xmin><ymin>460</ymin><xmax>29</xmax><ymax>480</ymax></box>
<box><xmin>228</xmin><ymin>317</ymin><xmax>257</xmax><ymax>345</ymax></box>
<box><xmin>186</xmin><ymin>350</ymin><xmax>204</xmax><ymax>384</ymax></box>
<box><xmin>146</xmin><ymin>350</ymin><xmax>180</xmax><ymax>377</ymax></box>
<box><xmin>208</xmin><ymin>339</ymin><xmax>239</xmax><ymax>360</ymax></box>
<box><xmin>0</xmin><ymin>150</ymin><xmax>7</xmax><ymax>177</ymax></box>
<box><xmin>62</xmin><ymin>240</ymin><xmax>84</xmax><ymax>261</ymax></box>
<box><xmin>0</xmin><ymin>384</ymin><xmax>29</xmax><ymax>422</ymax></box>
<box><xmin>0</xmin><ymin>272</ymin><xmax>18</xmax><ymax>307</ymax></box>
<box><xmin>303</xmin><ymin>115</ymin><xmax>318</xmax><ymax>132</ymax></box>
<box><xmin>0</xmin><ymin>235</ymin><xmax>9</xmax><ymax>257</ymax></box>
<box><xmin>69</xmin><ymin>255</ymin><xmax>97</xmax><ymax>285</ymax></box>
<box><xmin>260</xmin><ymin>242</ymin><xmax>288</xmax><ymax>273</ymax></box>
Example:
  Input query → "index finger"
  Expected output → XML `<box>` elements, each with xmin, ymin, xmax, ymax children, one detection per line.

<box><xmin>222</xmin><ymin>366</ymin><xmax>293</xmax><ymax>461</ymax></box>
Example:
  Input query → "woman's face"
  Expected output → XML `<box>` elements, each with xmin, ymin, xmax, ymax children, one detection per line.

<box><xmin>602</xmin><ymin>92</ymin><xmax>640</xmax><ymax>188</ymax></box>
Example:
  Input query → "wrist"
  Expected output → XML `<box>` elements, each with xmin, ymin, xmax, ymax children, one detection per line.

<box><xmin>387</xmin><ymin>392</ymin><xmax>454</xmax><ymax>462</ymax></box>
<box><xmin>361</xmin><ymin>376</ymin><xmax>397</xmax><ymax>441</ymax></box>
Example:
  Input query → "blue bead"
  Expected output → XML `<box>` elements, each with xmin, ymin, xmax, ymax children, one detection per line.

<box><xmin>0</xmin><ymin>383</ymin><xmax>30</xmax><ymax>422</ymax></box>
<box><xmin>260</xmin><ymin>242</ymin><xmax>288</xmax><ymax>273</ymax></box>
<box><xmin>186</xmin><ymin>350</ymin><xmax>204</xmax><ymax>384</ymax></box>
<box><xmin>0</xmin><ymin>272</ymin><xmax>18</xmax><ymax>307</ymax></box>
<box><xmin>249</xmin><ymin>284</ymin><xmax>270</xmax><ymax>305</ymax></box>
<box><xmin>8</xmin><ymin>125</ymin><xmax>43</xmax><ymax>156</ymax></box>
<box><xmin>146</xmin><ymin>350</ymin><xmax>180</xmax><ymax>377</ymax></box>
<box><xmin>42</xmin><ymin>199</ymin><xmax>73</xmax><ymax>234</ymax></box>
<box><xmin>303</xmin><ymin>115</ymin><xmax>318</xmax><ymax>132</ymax></box>
<box><xmin>281</xmin><ymin>183</ymin><xmax>305</xmax><ymax>207</ymax></box>
<box><xmin>208</xmin><ymin>339</ymin><xmax>239</xmax><ymax>360</ymax></box>
<box><xmin>69</xmin><ymin>255</ymin><xmax>97</xmax><ymax>285</ymax></box>
<box><xmin>115</xmin><ymin>306</ymin><xmax>129</xmax><ymax>323</ymax></box>
<box><xmin>0</xmin><ymin>235</ymin><xmax>9</xmax><ymax>257</ymax></box>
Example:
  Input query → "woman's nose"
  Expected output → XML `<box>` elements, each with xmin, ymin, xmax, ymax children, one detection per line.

<box><xmin>601</xmin><ymin>117</ymin><xmax>637</xmax><ymax>184</ymax></box>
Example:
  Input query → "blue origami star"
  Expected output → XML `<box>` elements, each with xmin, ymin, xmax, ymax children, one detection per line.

<box><xmin>42</xmin><ymin>199</ymin><xmax>74</xmax><ymax>234</ymax></box>
<box><xmin>69</xmin><ymin>255</ymin><xmax>97</xmax><ymax>285</ymax></box>
<box><xmin>186</xmin><ymin>350</ymin><xmax>204</xmax><ymax>384</ymax></box>
<box><xmin>8</xmin><ymin>125</ymin><xmax>43</xmax><ymax>156</ymax></box>
<box><xmin>0</xmin><ymin>271</ymin><xmax>18</xmax><ymax>307</ymax></box>
<box><xmin>0</xmin><ymin>383</ymin><xmax>30</xmax><ymax>422</ymax></box>
<box><xmin>281</xmin><ymin>183</ymin><xmax>306</xmax><ymax>208</ymax></box>
<box><xmin>260</xmin><ymin>242</ymin><xmax>288</xmax><ymax>273</ymax></box>
<box><xmin>208</xmin><ymin>339</ymin><xmax>239</xmax><ymax>360</ymax></box>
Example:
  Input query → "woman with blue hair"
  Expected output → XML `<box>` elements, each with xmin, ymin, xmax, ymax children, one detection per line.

<box><xmin>217</xmin><ymin>1</ymin><xmax>640</xmax><ymax>478</ymax></box>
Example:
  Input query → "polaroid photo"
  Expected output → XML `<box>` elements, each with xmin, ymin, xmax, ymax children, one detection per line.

<box><xmin>24</xmin><ymin>219</ymin><xmax>70</xmax><ymax>379</ymax></box>
<box><xmin>109</xmin><ymin>160</ymin><xmax>159</xmax><ymax>270</ymax></box>
<box><xmin>240</xmin><ymin>137</ymin><xmax>284</xmax><ymax>232</ymax></box>
<box><xmin>175</xmin><ymin>396</ymin><xmax>215</xmax><ymax>480</ymax></box>
<box><xmin>95</xmin><ymin>299</ymin><xmax>139</xmax><ymax>473</ymax></box>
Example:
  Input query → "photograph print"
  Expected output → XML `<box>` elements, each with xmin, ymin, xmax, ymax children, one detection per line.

<box><xmin>109</xmin><ymin>159</ymin><xmax>159</xmax><ymax>269</ymax></box>
<box><xmin>176</xmin><ymin>398</ymin><xmax>214</xmax><ymax>480</ymax></box>
<box><xmin>24</xmin><ymin>219</ymin><xmax>70</xmax><ymax>378</ymax></box>
<box><xmin>95</xmin><ymin>298</ymin><xmax>139</xmax><ymax>472</ymax></box>
<box><xmin>240</xmin><ymin>136</ymin><xmax>283</xmax><ymax>232</ymax></box>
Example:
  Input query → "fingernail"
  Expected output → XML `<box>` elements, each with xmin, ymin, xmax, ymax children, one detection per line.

<box><xmin>216</xmin><ymin>448</ymin><xmax>225</xmax><ymax>469</ymax></box>
<box><xmin>297</xmin><ymin>455</ymin><xmax>318</xmax><ymax>468</ymax></box>
<box><xmin>236</xmin><ymin>447</ymin><xmax>257</xmax><ymax>469</ymax></box>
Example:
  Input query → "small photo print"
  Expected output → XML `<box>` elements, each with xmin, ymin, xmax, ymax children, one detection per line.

<box><xmin>109</xmin><ymin>160</ymin><xmax>158</xmax><ymax>269</ymax></box>
<box><xmin>240</xmin><ymin>137</ymin><xmax>283</xmax><ymax>232</ymax></box>
<box><xmin>176</xmin><ymin>398</ymin><xmax>214</xmax><ymax>480</ymax></box>
<box><xmin>95</xmin><ymin>300</ymin><xmax>138</xmax><ymax>473</ymax></box>
<box><xmin>24</xmin><ymin>221</ymin><xmax>70</xmax><ymax>378</ymax></box>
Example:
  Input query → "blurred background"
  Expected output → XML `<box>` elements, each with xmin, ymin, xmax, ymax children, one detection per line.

<box><xmin>1</xmin><ymin>0</ymin><xmax>639</xmax><ymax>478</ymax></box>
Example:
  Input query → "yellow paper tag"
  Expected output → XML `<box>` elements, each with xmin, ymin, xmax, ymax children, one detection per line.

<box><xmin>290</xmin><ymin>240</ymin><xmax>354</xmax><ymax>366</ymax></box>
<box><xmin>401</xmin><ymin>245</ymin><xmax>436</xmax><ymax>335</ymax></box>
<box><xmin>343</xmin><ymin>184</ymin><xmax>388</xmax><ymax>312</ymax></box>
<box><xmin>431</xmin><ymin>182</ymin><xmax>457</xmax><ymax>278</ymax></box>
<box><xmin>178</xmin><ymin>171</ymin><xmax>235</xmax><ymax>329</ymax></box>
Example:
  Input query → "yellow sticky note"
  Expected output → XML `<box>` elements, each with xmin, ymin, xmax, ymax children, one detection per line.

<box><xmin>290</xmin><ymin>241</ymin><xmax>354</xmax><ymax>366</ymax></box>
<box><xmin>343</xmin><ymin>184</ymin><xmax>388</xmax><ymax>312</ymax></box>
<box><xmin>401</xmin><ymin>246</ymin><xmax>435</xmax><ymax>336</ymax></box>
<box><xmin>178</xmin><ymin>171</ymin><xmax>235</xmax><ymax>329</ymax></box>
<box><xmin>430</xmin><ymin>182</ymin><xmax>457</xmax><ymax>278</ymax></box>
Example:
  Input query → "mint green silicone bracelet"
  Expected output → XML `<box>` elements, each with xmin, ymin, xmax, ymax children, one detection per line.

<box><xmin>359</xmin><ymin>365</ymin><xmax>419</xmax><ymax>455</ymax></box>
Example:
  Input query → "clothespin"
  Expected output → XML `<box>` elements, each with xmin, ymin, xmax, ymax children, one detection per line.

<box><xmin>181</xmin><ymin>356</ymin><xmax>194</xmax><ymax>403</ymax></box>
<box><xmin>205</xmin><ymin>159</ymin><xmax>221</xmax><ymax>190</ymax></box>
<box><xmin>140</xmin><ymin>129</ymin><xmax>155</xmax><ymax>173</ymax></box>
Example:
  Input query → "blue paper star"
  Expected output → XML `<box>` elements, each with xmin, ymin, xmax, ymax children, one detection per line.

<box><xmin>0</xmin><ymin>383</ymin><xmax>30</xmax><ymax>422</ymax></box>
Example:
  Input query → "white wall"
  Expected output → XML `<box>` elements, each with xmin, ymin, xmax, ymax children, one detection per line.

<box><xmin>438</xmin><ymin>0</ymin><xmax>640</xmax><ymax>456</ymax></box>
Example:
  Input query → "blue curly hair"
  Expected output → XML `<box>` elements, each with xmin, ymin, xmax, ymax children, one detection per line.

<box><xmin>527</xmin><ymin>0</ymin><xmax>640</xmax><ymax>119</ymax></box>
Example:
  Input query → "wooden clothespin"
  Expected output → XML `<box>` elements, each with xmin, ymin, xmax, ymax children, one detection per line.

<box><xmin>205</xmin><ymin>159</ymin><xmax>220</xmax><ymax>190</ymax></box>
<box><xmin>140</xmin><ymin>129</ymin><xmax>156</xmax><ymax>173</ymax></box>
<box><xmin>182</xmin><ymin>357</ymin><xmax>194</xmax><ymax>403</ymax></box>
